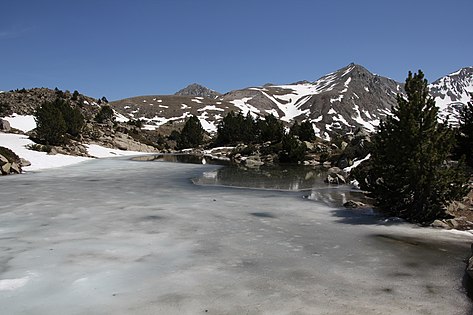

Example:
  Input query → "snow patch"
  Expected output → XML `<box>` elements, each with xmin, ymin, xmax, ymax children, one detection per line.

<box><xmin>198</xmin><ymin>105</ymin><xmax>224</xmax><ymax>112</ymax></box>
<box><xmin>0</xmin><ymin>133</ymin><xmax>90</xmax><ymax>171</ymax></box>
<box><xmin>3</xmin><ymin>114</ymin><xmax>36</xmax><ymax>132</ymax></box>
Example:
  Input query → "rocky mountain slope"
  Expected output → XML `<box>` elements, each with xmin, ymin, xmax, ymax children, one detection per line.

<box><xmin>175</xmin><ymin>83</ymin><xmax>221</xmax><ymax>99</ymax></box>
<box><xmin>429</xmin><ymin>66</ymin><xmax>473</xmax><ymax>124</ymax></box>
<box><xmin>112</xmin><ymin>64</ymin><xmax>472</xmax><ymax>140</ymax></box>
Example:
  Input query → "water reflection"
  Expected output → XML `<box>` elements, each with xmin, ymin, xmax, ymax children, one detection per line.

<box><xmin>194</xmin><ymin>164</ymin><xmax>326</xmax><ymax>191</ymax></box>
<box><xmin>135</xmin><ymin>154</ymin><xmax>370</xmax><ymax>208</ymax></box>
<box><xmin>194</xmin><ymin>164</ymin><xmax>372</xmax><ymax>208</ymax></box>
<box><xmin>132</xmin><ymin>154</ymin><xmax>225</xmax><ymax>165</ymax></box>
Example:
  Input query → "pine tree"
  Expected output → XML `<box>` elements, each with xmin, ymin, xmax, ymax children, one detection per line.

<box><xmin>95</xmin><ymin>105</ymin><xmax>114</xmax><ymax>123</ymax></box>
<box><xmin>456</xmin><ymin>94</ymin><xmax>473</xmax><ymax>167</ymax></box>
<box><xmin>364</xmin><ymin>70</ymin><xmax>466</xmax><ymax>223</ymax></box>
<box><xmin>258</xmin><ymin>114</ymin><xmax>283</xmax><ymax>143</ymax></box>
<box><xmin>54</xmin><ymin>98</ymin><xmax>84</xmax><ymax>137</ymax></box>
<box><xmin>177</xmin><ymin>115</ymin><xmax>205</xmax><ymax>149</ymax></box>
<box><xmin>278</xmin><ymin>134</ymin><xmax>307</xmax><ymax>163</ymax></box>
<box><xmin>34</xmin><ymin>102</ymin><xmax>67</xmax><ymax>145</ymax></box>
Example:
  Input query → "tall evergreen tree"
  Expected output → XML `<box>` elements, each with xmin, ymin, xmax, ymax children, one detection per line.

<box><xmin>34</xmin><ymin>102</ymin><xmax>67</xmax><ymax>145</ymax></box>
<box><xmin>177</xmin><ymin>115</ymin><xmax>205</xmax><ymax>149</ymax></box>
<box><xmin>362</xmin><ymin>70</ymin><xmax>466</xmax><ymax>223</ymax></box>
<box><xmin>258</xmin><ymin>114</ymin><xmax>283</xmax><ymax>143</ymax></box>
<box><xmin>456</xmin><ymin>94</ymin><xmax>473</xmax><ymax>167</ymax></box>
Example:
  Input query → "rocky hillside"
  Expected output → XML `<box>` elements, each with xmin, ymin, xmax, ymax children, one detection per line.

<box><xmin>0</xmin><ymin>88</ymin><xmax>101</xmax><ymax>118</ymax></box>
<box><xmin>0</xmin><ymin>88</ymin><xmax>158</xmax><ymax>155</ymax></box>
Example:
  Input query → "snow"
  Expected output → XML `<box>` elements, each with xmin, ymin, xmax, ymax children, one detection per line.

<box><xmin>192</xmin><ymin>98</ymin><xmax>203</xmax><ymax>104</ymax></box>
<box><xmin>0</xmin><ymin>133</ymin><xmax>90</xmax><ymax>171</ymax></box>
<box><xmin>197</xmin><ymin>105</ymin><xmax>224</xmax><ymax>112</ymax></box>
<box><xmin>344</xmin><ymin>153</ymin><xmax>371</xmax><ymax>172</ymax></box>
<box><xmin>230</xmin><ymin>97</ymin><xmax>261</xmax><ymax>117</ymax></box>
<box><xmin>265</xmin><ymin>109</ymin><xmax>280</xmax><ymax>117</ymax></box>
<box><xmin>181</xmin><ymin>104</ymin><xmax>190</xmax><ymax>109</ymax></box>
<box><xmin>364</xmin><ymin>87</ymin><xmax>370</xmax><ymax>92</ymax></box>
<box><xmin>332</xmin><ymin>114</ymin><xmax>352</xmax><ymax>127</ymax></box>
<box><xmin>197</xmin><ymin>116</ymin><xmax>217</xmax><ymax>133</ymax></box>
<box><xmin>330</xmin><ymin>95</ymin><xmax>343</xmax><ymax>103</ymax></box>
<box><xmin>114</xmin><ymin>112</ymin><xmax>130</xmax><ymax>122</ymax></box>
<box><xmin>0</xmin><ymin>132</ymin><xmax>156</xmax><ymax>171</ymax></box>
<box><xmin>342</xmin><ymin>64</ymin><xmax>355</xmax><ymax>77</ymax></box>
<box><xmin>158</xmin><ymin>105</ymin><xmax>169</xmax><ymax>108</ymax></box>
<box><xmin>140</xmin><ymin>112</ymin><xmax>190</xmax><ymax>130</ymax></box>
<box><xmin>344</xmin><ymin>77</ymin><xmax>352</xmax><ymax>87</ymax></box>
<box><xmin>3</xmin><ymin>114</ymin><xmax>36</xmax><ymax>132</ymax></box>
<box><xmin>0</xmin><ymin>276</ymin><xmax>31</xmax><ymax>291</ymax></box>
<box><xmin>86</xmin><ymin>144</ymin><xmax>150</xmax><ymax>158</ymax></box>
<box><xmin>327</xmin><ymin>108</ymin><xmax>337</xmax><ymax>115</ymax></box>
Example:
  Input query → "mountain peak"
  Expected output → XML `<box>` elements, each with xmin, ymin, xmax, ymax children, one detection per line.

<box><xmin>174</xmin><ymin>83</ymin><xmax>220</xmax><ymax>98</ymax></box>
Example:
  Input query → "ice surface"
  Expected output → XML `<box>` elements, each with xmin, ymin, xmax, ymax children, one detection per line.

<box><xmin>0</xmin><ymin>159</ymin><xmax>472</xmax><ymax>314</ymax></box>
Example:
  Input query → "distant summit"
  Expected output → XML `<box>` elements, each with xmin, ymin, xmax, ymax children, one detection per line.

<box><xmin>174</xmin><ymin>83</ymin><xmax>220</xmax><ymax>99</ymax></box>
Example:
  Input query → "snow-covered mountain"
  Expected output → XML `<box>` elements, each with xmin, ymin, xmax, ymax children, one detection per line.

<box><xmin>218</xmin><ymin>63</ymin><xmax>402</xmax><ymax>139</ymax></box>
<box><xmin>111</xmin><ymin>64</ymin><xmax>472</xmax><ymax>139</ymax></box>
<box><xmin>429</xmin><ymin>67</ymin><xmax>473</xmax><ymax>124</ymax></box>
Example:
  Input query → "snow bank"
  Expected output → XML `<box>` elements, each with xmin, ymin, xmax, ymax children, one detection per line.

<box><xmin>86</xmin><ymin>144</ymin><xmax>151</xmax><ymax>158</ymax></box>
<box><xmin>0</xmin><ymin>133</ymin><xmax>152</xmax><ymax>171</ymax></box>
<box><xmin>0</xmin><ymin>133</ymin><xmax>90</xmax><ymax>171</ymax></box>
<box><xmin>3</xmin><ymin>114</ymin><xmax>36</xmax><ymax>132</ymax></box>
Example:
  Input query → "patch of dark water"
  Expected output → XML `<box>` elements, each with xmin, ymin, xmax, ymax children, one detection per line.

<box><xmin>132</xmin><ymin>154</ymin><xmax>227</xmax><ymax>165</ymax></box>
<box><xmin>134</xmin><ymin>154</ymin><xmax>371</xmax><ymax>207</ymax></box>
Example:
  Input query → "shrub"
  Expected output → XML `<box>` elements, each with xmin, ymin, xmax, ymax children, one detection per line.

<box><xmin>0</xmin><ymin>102</ymin><xmax>12</xmax><ymax>117</ymax></box>
<box><xmin>95</xmin><ymin>105</ymin><xmax>114</xmax><ymax>123</ymax></box>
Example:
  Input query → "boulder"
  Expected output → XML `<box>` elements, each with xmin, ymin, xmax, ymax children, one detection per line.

<box><xmin>431</xmin><ymin>219</ymin><xmax>451</xmax><ymax>229</ymax></box>
<box><xmin>10</xmin><ymin>162</ymin><xmax>21</xmax><ymax>174</ymax></box>
<box><xmin>20</xmin><ymin>158</ymin><xmax>31</xmax><ymax>167</ymax></box>
<box><xmin>243</xmin><ymin>156</ymin><xmax>264</xmax><ymax>168</ymax></box>
<box><xmin>1</xmin><ymin>162</ymin><xmax>11</xmax><ymax>174</ymax></box>
<box><xmin>343</xmin><ymin>200</ymin><xmax>366</xmax><ymax>208</ymax></box>
<box><xmin>0</xmin><ymin>119</ymin><xmax>11</xmax><ymax>132</ymax></box>
<box><xmin>0</xmin><ymin>154</ymin><xmax>8</xmax><ymax>164</ymax></box>
<box><xmin>325</xmin><ymin>173</ymin><xmax>346</xmax><ymax>185</ymax></box>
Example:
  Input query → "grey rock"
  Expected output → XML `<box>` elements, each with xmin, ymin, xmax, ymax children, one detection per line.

<box><xmin>10</xmin><ymin>162</ymin><xmax>21</xmax><ymax>174</ymax></box>
<box><xmin>175</xmin><ymin>83</ymin><xmax>221</xmax><ymax>99</ymax></box>
<box><xmin>343</xmin><ymin>200</ymin><xmax>366</xmax><ymax>208</ymax></box>
<box><xmin>431</xmin><ymin>219</ymin><xmax>451</xmax><ymax>229</ymax></box>
<box><xmin>1</xmin><ymin>162</ymin><xmax>11</xmax><ymax>174</ymax></box>
<box><xmin>20</xmin><ymin>158</ymin><xmax>31</xmax><ymax>167</ymax></box>
<box><xmin>0</xmin><ymin>119</ymin><xmax>11</xmax><ymax>132</ymax></box>
<box><xmin>0</xmin><ymin>154</ymin><xmax>8</xmax><ymax>164</ymax></box>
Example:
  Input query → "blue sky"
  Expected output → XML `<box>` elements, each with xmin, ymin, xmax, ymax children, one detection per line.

<box><xmin>1</xmin><ymin>0</ymin><xmax>471</xmax><ymax>100</ymax></box>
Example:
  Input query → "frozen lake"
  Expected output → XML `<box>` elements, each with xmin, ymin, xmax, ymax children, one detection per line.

<box><xmin>1</xmin><ymin>157</ymin><xmax>472</xmax><ymax>314</ymax></box>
